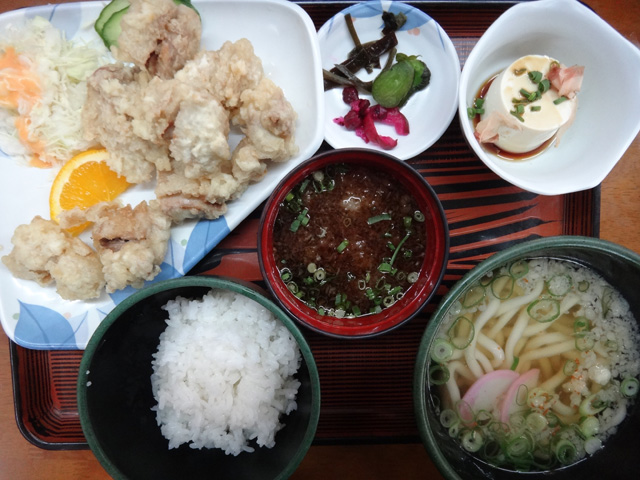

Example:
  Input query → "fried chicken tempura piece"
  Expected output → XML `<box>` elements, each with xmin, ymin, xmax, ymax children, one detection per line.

<box><xmin>155</xmin><ymin>159</ymin><xmax>240</xmax><ymax>223</ymax></box>
<box><xmin>155</xmin><ymin>41</ymin><xmax>297</xmax><ymax>222</ymax></box>
<box><xmin>230</xmin><ymin>138</ymin><xmax>268</xmax><ymax>184</ymax></box>
<box><xmin>232</xmin><ymin>76</ymin><xmax>298</xmax><ymax>162</ymax></box>
<box><xmin>113</xmin><ymin>0</ymin><xmax>201</xmax><ymax>79</ymax></box>
<box><xmin>157</xmin><ymin>91</ymin><xmax>238</xmax><ymax>223</ymax></box>
<box><xmin>153</xmin><ymin>187</ymin><xmax>228</xmax><ymax>224</ymax></box>
<box><xmin>83</xmin><ymin>32</ymin><xmax>298</xmax><ymax>224</ymax></box>
<box><xmin>1</xmin><ymin>216</ymin><xmax>105</xmax><ymax>300</ymax></box>
<box><xmin>60</xmin><ymin>201</ymin><xmax>171</xmax><ymax>293</ymax></box>
<box><xmin>229</xmin><ymin>77</ymin><xmax>298</xmax><ymax>184</ymax></box>
<box><xmin>154</xmin><ymin>39</ymin><xmax>285</xmax><ymax>223</ymax></box>
<box><xmin>175</xmin><ymin>39</ymin><xmax>263</xmax><ymax>109</ymax></box>
<box><xmin>82</xmin><ymin>64</ymin><xmax>173</xmax><ymax>183</ymax></box>
<box><xmin>169</xmin><ymin>90</ymin><xmax>231</xmax><ymax>179</ymax></box>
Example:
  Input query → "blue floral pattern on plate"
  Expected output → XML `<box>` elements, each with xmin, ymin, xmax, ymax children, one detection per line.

<box><xmin>342</xmin><ymin>1</ymin><xmax>432</xmax><ymax>33</ymax></box>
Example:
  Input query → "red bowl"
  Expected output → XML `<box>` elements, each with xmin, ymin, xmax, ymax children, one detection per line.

<box><xmin>258</xmin><ymin>149</ymin><xmax>449</xmax><ymax>338</ymax></box>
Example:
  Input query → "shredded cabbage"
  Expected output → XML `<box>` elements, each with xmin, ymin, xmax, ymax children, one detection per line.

<box><xmin>0</xmin><ymin>16</ymin><xmax>109</xmax><ymax>166</ymax></box>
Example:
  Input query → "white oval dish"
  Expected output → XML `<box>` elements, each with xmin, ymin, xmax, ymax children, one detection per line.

<box><xmin>319</xmin><ymin>0</ymin><xmax>460</xmax><ymax>160</ymax></box>
<box><xmin>459</xmin><ymin>0</ymin><xmax>640</xmax><ymax>195</ymax></box>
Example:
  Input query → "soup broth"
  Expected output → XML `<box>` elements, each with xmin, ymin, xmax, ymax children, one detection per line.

<box><xmin>272</xmin><ymin>163</ymin><xmax>426</xmax><ymax>318</ymax></box>
<box><xmin>428</xmin><ymin>258</ymin><xmax>640</xmax><ymax>471</ymax></box>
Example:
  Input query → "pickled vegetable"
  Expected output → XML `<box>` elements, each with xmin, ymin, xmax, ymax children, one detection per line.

<box><xmin>324</xmin><ymin>32</ymin><xmax>398</xmax><ymax>91</ymax></box>
<box><xmin>398</xmin><ymin>53</ymin><xmax>431</xmax><ymax>91</ymax></box>
<box><xmin>372</xmin><ymin>54</ymin><xmax>430</xmax><ymax>108</ymax></box>
<box><xmin>371</xmin><ymin>60</ymin><xmax>414</xmax><ymax>108</ymax></box>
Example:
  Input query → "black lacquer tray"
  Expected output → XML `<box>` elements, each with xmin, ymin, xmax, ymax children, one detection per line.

<box><xmin>10</xmin><ymin>1</ymin><xmax>599</xmax><ymax>449</ymax></box>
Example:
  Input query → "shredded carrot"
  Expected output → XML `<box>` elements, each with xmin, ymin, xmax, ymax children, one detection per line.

<box><xmin>15</xmin><ymin>115</ymin><xmax>52</xmax><ymax>167</ymax></box>
<box><xmin>0</xmin><ymin>47</ymin><xmax>41</xmax><ymax>109</ymax></box>
<box><xmin>0</xmin><ymin>46</ymin><xmax>50</xmax><ymax>166</ymax></box>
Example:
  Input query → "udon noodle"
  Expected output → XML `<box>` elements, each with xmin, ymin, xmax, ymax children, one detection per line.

<box><xmin>428</xmin><ymin>258</ymin><xmax>640</xmax><ymax>471</ymax></box>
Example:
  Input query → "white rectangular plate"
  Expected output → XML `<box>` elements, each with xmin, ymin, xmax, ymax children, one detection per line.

<box><xmin>0</xmin><ymin>0</ymin><xmax>324</xmax><ymax>349</ymax></box>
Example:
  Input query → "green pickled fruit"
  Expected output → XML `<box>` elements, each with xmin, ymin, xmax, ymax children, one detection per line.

<box><xmin>397</xmin><ymin>53</ymin><xmax>431</xmax><ymax>91</ymax></box>
<box><xmin>371</xmin><ymin>60</ymin><xmax>414</xmax><ymax>108</ymax></box>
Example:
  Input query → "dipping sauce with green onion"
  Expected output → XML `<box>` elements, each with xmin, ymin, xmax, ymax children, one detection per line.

<box><xmin>272</xmin><ymin>163</ymin><xmax>426</xmax><ymax>318</ymax></box>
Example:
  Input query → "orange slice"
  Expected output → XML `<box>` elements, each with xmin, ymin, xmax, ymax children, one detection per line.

<box><xmin>49</xmin><ymin>148</ymin><xmax>131</xmax><ymax>235</ymax></box>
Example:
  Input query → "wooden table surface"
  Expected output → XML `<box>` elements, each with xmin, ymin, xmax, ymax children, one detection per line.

<box><xmin>1</xmin><ymin>1</ymin><xmax>638</xmax><ymax>479</ymax></box>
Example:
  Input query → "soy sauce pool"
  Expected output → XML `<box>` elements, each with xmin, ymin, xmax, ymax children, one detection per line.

<box><xmin>273</xmin><ymin>164</ymin><xmax>427</xmax><ymax>318</ymax></box>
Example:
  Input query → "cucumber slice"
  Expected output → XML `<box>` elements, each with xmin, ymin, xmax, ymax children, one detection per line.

<box><xmin>95</xmin><ymin>0</ymin><xmax>130</xmax><ymax>36</ymax></box>
<box><xmin>101</xmin><ymin>6</ymin><xmax>129</xmax><ymax>49</ymax></box>
<box><xmin>174</xmin><ymin>0</ymin><xmax>200</xmax><ymax>17</ymax></box>
<box><xmin>96</xmin><ymin>0</ymin><xmax>200</xmax><ymax>49</ymax></box>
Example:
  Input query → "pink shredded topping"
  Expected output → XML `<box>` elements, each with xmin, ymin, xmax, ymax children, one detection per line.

<box><xmin>474</xmin><ymin>111</ymin><xmax>521</xmax><ymax>144</ymax></box>
<box><xmin>548</xmin><ymin>64</ymin><xmax>584</xmax><ymax>99</ymax></box>
<box><xmin>333</xmin><ymin>87</ymin><xmax>409</xmax><ymax>149</ymax></box>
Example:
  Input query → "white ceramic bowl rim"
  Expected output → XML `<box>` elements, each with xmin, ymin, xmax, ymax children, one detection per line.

<box><xmin>459</xmin><ymin>0</ymin><xmax>640</xmax><ymax>195</ymax></box>
<box><xmin>413</xmin><ymin>235</ymin><xmax>640</xmax><ymax>479</ymax></box>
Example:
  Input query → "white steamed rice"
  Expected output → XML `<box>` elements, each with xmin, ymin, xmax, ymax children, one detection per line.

<box><xmin>151</xmin><ymin>289</ymin><xmax>302</xmax><ymax>456</ymax></box>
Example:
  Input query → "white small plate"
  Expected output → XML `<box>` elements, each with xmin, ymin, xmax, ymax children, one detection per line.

<box><xmin>319</xmin><ymin>0</ymin><xmax>460</xmax><ymax>160</ymax></box>
<box><xmin>459</xmin><ymin>0</ymin><xmax>640</xmax><ymax>195</ymax></box>
<box><xmin>0</xmin><ymin>0</ymin><xmax>324</xmax><ymax>350</ymax></box>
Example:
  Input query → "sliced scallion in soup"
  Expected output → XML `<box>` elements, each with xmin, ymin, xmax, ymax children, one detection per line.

<box><xmin>273</xmin><ymin>164</ymin><xmax>426</xmax><ymax>318</ymax></box>
<box><xmin>428</xmin><ymin>258</ymin><xmax>640</xmax><ymax>472</ymax></box>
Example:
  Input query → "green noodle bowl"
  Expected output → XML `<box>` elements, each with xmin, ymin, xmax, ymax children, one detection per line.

<box><xmin>414</xmin><ymin>236</ymin><xmax>640</xmax><ymax>480</ymax></box>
